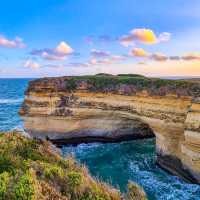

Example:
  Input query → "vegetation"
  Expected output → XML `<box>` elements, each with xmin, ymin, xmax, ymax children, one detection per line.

<box><xmin>126</xmin><ymin>182</ymin><xmax>147</xmax><ymax>200</ymax></box>
<box><xmin>62</xmin><ymin>74</ymin><xmax>200</xmax><ymax>96</ymax></box>
<box><xmin>0</xmin><ymin>131</ymin><xmax>148</xmax><ymax>200</ymax></box>
<box><xmin>27</xmin><ymin>73</ymin><xmax>200</xmax><ymax>97</ymax></box>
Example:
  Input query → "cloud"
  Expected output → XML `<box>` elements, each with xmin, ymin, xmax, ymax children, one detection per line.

<box><xmin>182</xmin><ymin>52</ymin><xmax>200</xmax><ymax>60</ymax></box>
<box><xmin>151</xmin><ymin>52</ymin><xmax>168</xmax><ymax>61</ymax></box>
<box><xmin>130</xmin><ymin>48</ymin><xmax>149</xmax><ymax>57</ymax></box>
<box><xmin>24</xmin><ymin>60</ymin><xmax>40</xmax><ymax>69</ymax></box>
<box><xmin>55</xmin><ymin>41</ymin><xmax>73</xmax><ymax>55</ymax></box>
<box><xmin>88</xmin><ymin>58</ymin><xmax>111</xmax><ymax>65</ymax></box>
<box><xmin>119</xmin><ymin>35</ymin><xmax>135</xmax><ymax>47</ymax></box>
<box><xmin>119</xmin><ymin>28</ymin><xmax>171</xmax><ymax>47</ymax></box>
<box><xmin>91</xmin><ymin>49</ymin><xmax>110</xmax><ymax>58</ymax></box>
<box><xmin>30</xmin><ymin>41</ymin><xmax>74</xmax><ymax>61</ymax></box>
<box><xmin>64</xmin><ymin>62</ymin><xmax>90</xmax><ymax>67</ymax></box>
<box><xmin>158</xmin><ymin>32</ymin><xmax>171</xmax><ymax>42</ymax></box>
<box><xmin>88</xmin><ymin>55</ymin><xmax>125</xmax><ymax>66</ymax></box>
<box><xmin>169</xmin><ymin>56</ymin><xmax>180</xmax><ymax>60</ymax></box>
<box><xmin>110</xmin><ymin>55</ymin><xmax>126</xmax><ymax>61</ymax></box>
<box><xmin>130</xmin><ymin>28</ymin><xmax>157</xmax><ymax>44</ymax></box>
<box><xmin>0</xmin><ymin>35</ymin><xmax>26</xmax><ymax>48</ymax></box>
<box><xmin>89</xmin><ymin>49</ymin><xmax>126</xmax><ymax>66</ymax></box>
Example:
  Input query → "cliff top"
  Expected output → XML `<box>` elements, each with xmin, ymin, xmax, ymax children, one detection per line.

<box><xmin>26</xmin><ymin>74</ymin><xmax>200</xmax><ymax>97</ymax></box>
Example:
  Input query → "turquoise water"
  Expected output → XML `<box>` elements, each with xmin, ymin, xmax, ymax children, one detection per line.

<box><xmin>0</xmin><ymin>78</ymin><xmax>200</xmax><ymax>200</ymax></box>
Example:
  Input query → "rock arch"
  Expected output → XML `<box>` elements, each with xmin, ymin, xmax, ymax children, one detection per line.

<box><xmin>20</xmin><ymin>88</ymin><xmax>200</xmax><ymax>184</ymax></box>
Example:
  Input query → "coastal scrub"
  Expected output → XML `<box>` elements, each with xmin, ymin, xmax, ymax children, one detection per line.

<box><xmin>0</xmin><ymin>131</ymin><xmax>147</xmax><ymax>200</ymax></box>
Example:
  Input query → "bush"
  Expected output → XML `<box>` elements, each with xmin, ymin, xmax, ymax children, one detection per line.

<box><xmin>14</xmin><ymin>171</ymin><xmax>36</xmax><ymax>200</ymax></box>
<box><xmin>0</xmin><ymin>132</ymin><xmax>147</xmax><ymax>200</ymax></box>
<box><xmin>44</xmin><ymin>164</ymin><xmax>64</xmax><ymax>179</ymax></box>
<box><xmin>0</xmin><ymin>172</ymin><xmax>10</xmax><ymax>200</ymax></box>
<box><xmin>127</xmin><ymin>181</ymin><xmax>147</xmax><ymax>200</ymax></box>
<box><xmin>67</xmin><ymin>171</ymin><xmax>83</xmax><ymax>189</ymax></box>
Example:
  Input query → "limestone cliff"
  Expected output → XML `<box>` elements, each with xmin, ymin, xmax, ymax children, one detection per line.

<box><xmin>19</xmin><ymin>74</ymin><xmax>200</xmax><ymax>184</ymax></box>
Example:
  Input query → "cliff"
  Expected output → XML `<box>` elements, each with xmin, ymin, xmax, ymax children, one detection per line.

<box><xmin>0</xmin><ymin>131</ymin><xmax>147</xmax><ymax>200</ymax></box>
<box><xmin>19</xmin><ymin>74</ymin><xmax>200</xmax><ymax>184</ymax></box>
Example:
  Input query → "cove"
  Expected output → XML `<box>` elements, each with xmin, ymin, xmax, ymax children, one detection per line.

<box><xmin>61</xmin><ymin>138</ymin><xmax>200</xmax><ymax>200</ymax></box>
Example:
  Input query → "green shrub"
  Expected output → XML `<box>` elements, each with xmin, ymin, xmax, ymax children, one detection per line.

<box><xmin>14</xmin><ymin>171</ymin><xmax>36</xmax><ymax>200</ymax></box>
<box><xmin>44</xmin><ymin>164</ymin><xmax>64</xmax><ymax>179</ymax></box>
<box><xmin>67</xmin><ymin>171</ymin><xmax>83</xmax><ymax>189</ymax></box>
<box><xmin>0</xmin><ymin>172</ymin><xmax>10</xmax><ymax>200</ymax></box>
<box><xmin>0</xmin><ymin>155</ymin><xmax>14</xmax><ymax>174</ymax></box>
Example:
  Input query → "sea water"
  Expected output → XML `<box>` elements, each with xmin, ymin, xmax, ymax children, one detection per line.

<box><xmin>0</xmin><ymin>78</ymin><xmax>200</xmax><ymax>200</ymax></box>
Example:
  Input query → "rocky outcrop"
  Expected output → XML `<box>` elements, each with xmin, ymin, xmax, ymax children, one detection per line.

<box><xmin>19</xmin><ymin>74</ymin><xmax>200</xmax><ymax>184</ymax></box>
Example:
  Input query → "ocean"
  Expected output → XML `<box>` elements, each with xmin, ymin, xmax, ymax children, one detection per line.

<box><xmin>0</xmin><ymin>78</ymin><xmax>200</xmax><ymax>200</ymax></box>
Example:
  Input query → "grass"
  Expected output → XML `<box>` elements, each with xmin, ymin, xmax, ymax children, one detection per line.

<box><xmin>27</xmin><ymin>74</ymin><xmax>200</xmax><ymax>97</ymax></box>
<box><xmin>62</xmin><ymin>74</ymin><xmax>199</xmax><ymax>96</ymax></box>
<box><xmin>0</xmin><ymin>131</ymin><xmax>148</xmax><ymax>200</ymax></box>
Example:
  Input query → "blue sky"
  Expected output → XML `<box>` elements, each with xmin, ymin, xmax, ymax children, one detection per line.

<box><xmin>0</xmin><ymin>0</ymin><xmax>200</xmax><ymax>77</ymax></box>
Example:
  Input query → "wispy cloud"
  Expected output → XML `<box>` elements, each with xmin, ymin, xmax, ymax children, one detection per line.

<box><xmin>24</xmin><ymin>60</ymin><xmax>40</xmax><ymax>69</ymax></box>
<box><xmin>169</xmin><ymin>56</ymin><xmax>180</xmax><ymax>61</ymax></box>
<box><xmin>182</xmin><ymin>52</ymin><xmax>200</xmax><ymax>60</ymax></box>
<box><xmin>30</xmin><ymin>41</ymin><xmax>74</xmax><ymax>61</ymax></box>
<box><xmin>151</xmin><ymin>52</ymin><xmax>168</xmax><ymax>62</ymax></box>
<box><xmin>91</xmin><ymin>49</ymin><xmax>110</xmax><ymax>58</ymax></box>
<box><xmin>0</xmin><ymin>35</ymin><xmax>26</xmax><ymax>48</ymax></box>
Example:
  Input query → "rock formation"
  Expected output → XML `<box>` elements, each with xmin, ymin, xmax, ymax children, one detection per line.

<box><xmin>19</xmin><ymin>74</ymin><xmax>200</xmax><ymax>184</ymax></box>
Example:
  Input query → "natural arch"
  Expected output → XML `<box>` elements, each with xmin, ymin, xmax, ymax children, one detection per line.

<box><xmin>20</xmin><ymin>88</ymin><xmax>200</xmax><ymax>184</ymax></box>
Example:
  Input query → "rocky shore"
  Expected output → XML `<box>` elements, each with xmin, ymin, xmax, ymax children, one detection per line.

<box><xmin>19</xmin><ymin>74</ymin><xmax>200</xmax><ymax>184</ymax></box>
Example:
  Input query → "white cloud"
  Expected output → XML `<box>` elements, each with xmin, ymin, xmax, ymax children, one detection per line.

<box><xmin>55</xmin><ymin>41</ymin><xmax>74</xmax><ymax>55</ymax></box>
<box><xmin>0</xmin><ymin>35</ymin><xmax>26</xmax><ymax>48</ymax></box>
<box><xmin>30</xmin><ymin>41</ymin><xmax>74</xmax><ymax>61</ymax></box>
<box><xmin>158</xmin><ymin>32</ymin><xmax>171</xmax><ymax>42</ymax></box>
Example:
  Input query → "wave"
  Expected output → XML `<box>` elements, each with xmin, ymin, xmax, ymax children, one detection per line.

<box><xmin>0</xmin><ymin>98</ymin><xmax>23</xmax><ymax>105</ymax></box>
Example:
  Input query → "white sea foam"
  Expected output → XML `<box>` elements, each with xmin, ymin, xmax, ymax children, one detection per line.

<box><xmin>0</xmin><ymin>98</ymin><xmax>23</xmax><ymax>104</ymax></box>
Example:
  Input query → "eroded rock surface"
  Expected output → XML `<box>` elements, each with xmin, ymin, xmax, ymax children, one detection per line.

<box><xmin>19</xmin><ymin>74</ymin><xmax>200</xmax><ymax>184</ymax></box>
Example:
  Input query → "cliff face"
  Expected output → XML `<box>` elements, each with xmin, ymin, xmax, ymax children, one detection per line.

<box><xmin>19</xmin><ymin>74</ymin><xmax>200</xmax><ymax>184</ymax></box>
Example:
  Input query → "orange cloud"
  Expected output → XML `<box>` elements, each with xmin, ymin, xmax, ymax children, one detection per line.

<box><xmin>119</xmin><ymin>28</ymin><xmax>171</xmax><ymax>46</ymax></box>
<box><xmin>130</xmin><ymin>48</ymin><xmax>149</xmax><ymax>57</ymax></box>
<box><xmin>130</xmin><ymin>28</ymin><xmax>157</xmax><ymax>44</ymax></box>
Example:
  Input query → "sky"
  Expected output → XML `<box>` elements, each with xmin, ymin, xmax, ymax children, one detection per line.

<box><xmin>0</xmin><ymin>0</ymin><xmax>200</xmax><ymax>78</ymax></box>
